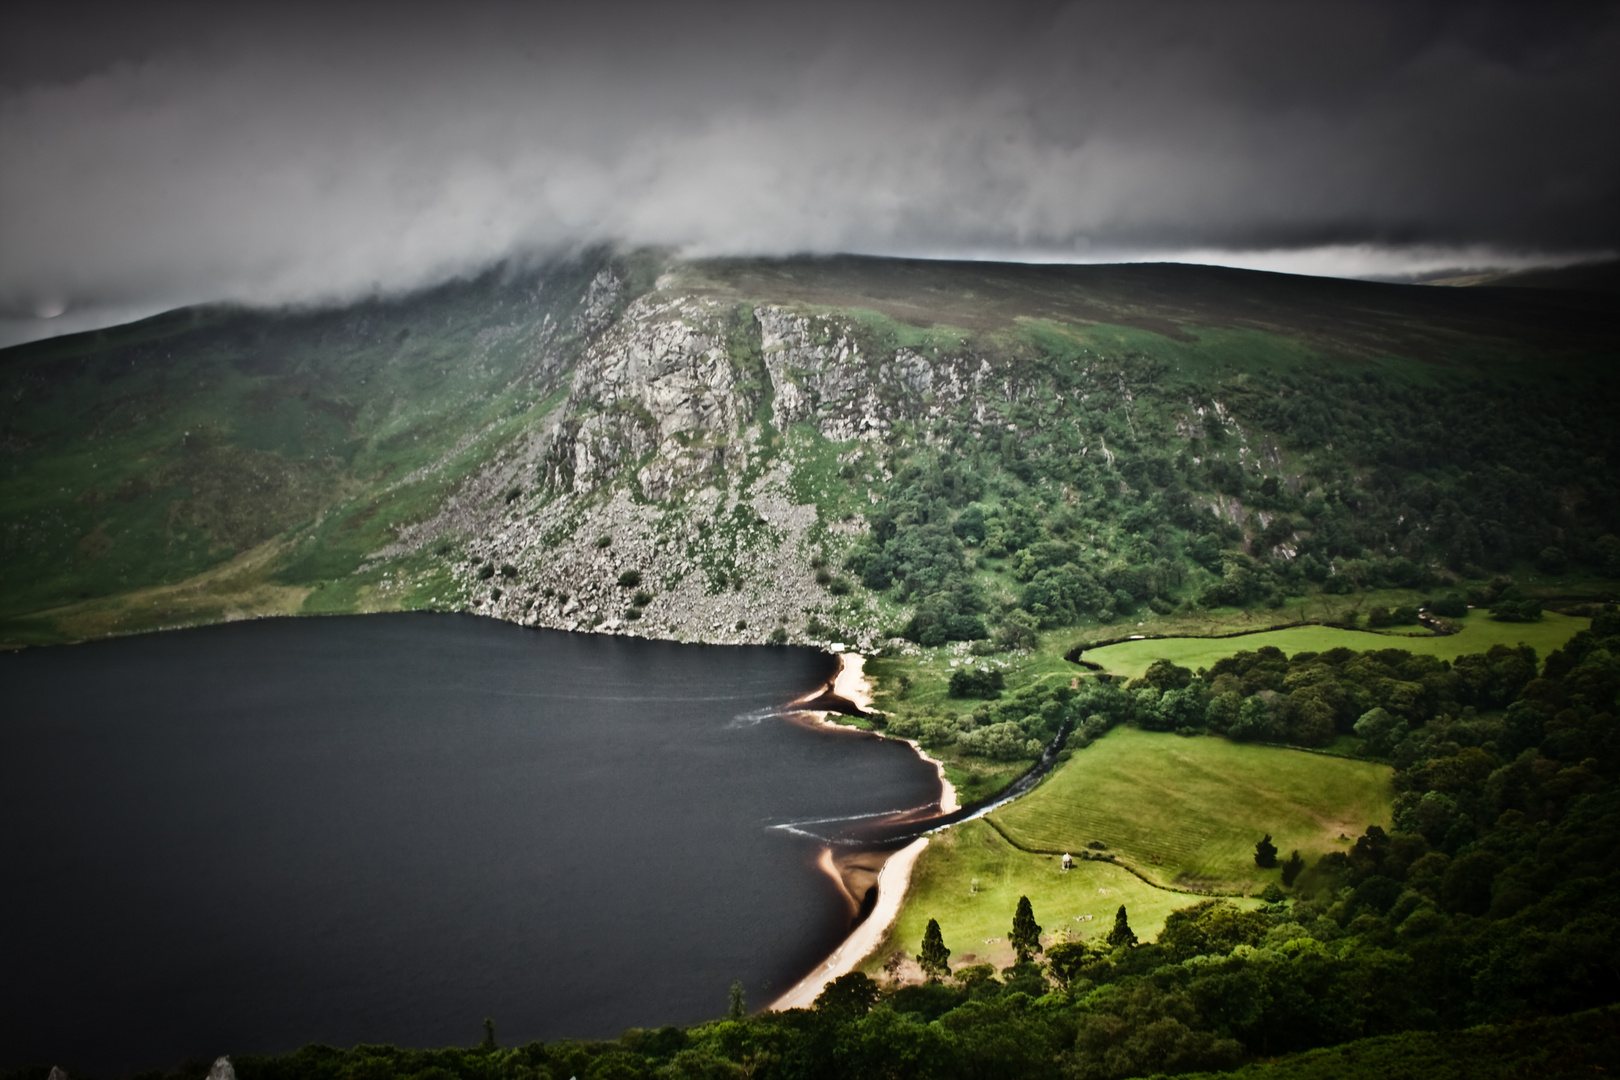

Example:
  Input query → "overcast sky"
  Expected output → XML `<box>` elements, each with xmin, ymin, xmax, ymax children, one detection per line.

<box><xmin>2</xmin><ymin>0</ymin><xmax>1617</xmax><ymax>345</ymax></box>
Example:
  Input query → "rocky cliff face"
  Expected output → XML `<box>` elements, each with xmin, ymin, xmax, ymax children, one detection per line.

<box><xmin>547</xmin><ymin>293</ymin><xmax>756</xmax><ymax>501</ymax></box>
<box><xmin>395</xmin><ymin>271</ymin><xmax>1185</xmax><ymax>648</ymax></box>
<box><xmin>757</xmin><ymin>305</ymin><xmax>995</xmax><ymax>439</ymax></box>
<box><xmin>543</xmin><ymin>293</ymin><xmax>1009</xmax><ymax>498</ymax></box>
<box><xmin>392</xmin><ymin>285</ymin><xmax>972</xmax><ymax>649</ymax></box>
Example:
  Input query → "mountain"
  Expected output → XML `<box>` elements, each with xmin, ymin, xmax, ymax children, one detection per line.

<box><xmin>2</xmin><ymin>251</ymin><xmax>1617</xmax><ymax>649</ymax></box>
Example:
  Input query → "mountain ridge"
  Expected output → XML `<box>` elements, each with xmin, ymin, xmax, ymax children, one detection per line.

<box><xmin>2</xmin><ymin>251</ymin><xmax>1616</xmax><ymax>650</ymax></box>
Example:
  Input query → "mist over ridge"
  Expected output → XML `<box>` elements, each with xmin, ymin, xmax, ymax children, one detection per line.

<box><xmin>3</xmin><ymin>0</ymin><xmax>1617</xmax><ymax>346</ymax></box>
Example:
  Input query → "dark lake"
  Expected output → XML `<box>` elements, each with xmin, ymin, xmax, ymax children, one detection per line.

<box><xmin>0</xmin><ymin>613</ymin><xmax>941</xmax><ymax>1075</ymax></box>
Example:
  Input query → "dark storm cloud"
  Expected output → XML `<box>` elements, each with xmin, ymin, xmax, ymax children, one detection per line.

<box><xmin>1</xmin><ymin>0</ymin><xmax>1617</xmax><ymax>341</ymax></box>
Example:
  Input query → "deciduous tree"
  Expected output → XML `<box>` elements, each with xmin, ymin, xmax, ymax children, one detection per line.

<box><xmin>814</xmin><ymin>972</ymin><xmax>879</xmax><ymax>1019</ymax></box>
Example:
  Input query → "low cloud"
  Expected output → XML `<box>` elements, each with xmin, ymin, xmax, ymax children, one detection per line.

<box><xmin>2</xmin><ymin>1</ymin><xmax>1616</xmax><ymax>344</ymax></box>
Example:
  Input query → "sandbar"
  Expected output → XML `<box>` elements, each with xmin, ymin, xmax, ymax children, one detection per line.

<box><xmin>832</xmin><ymin>652</ymin><xmax>875</xmax><ymax>712</ymax></box>
<box><xmin>767</xmin><ymin>836</ymin><xmax>929</xmax><ymax>1011</ymax></box>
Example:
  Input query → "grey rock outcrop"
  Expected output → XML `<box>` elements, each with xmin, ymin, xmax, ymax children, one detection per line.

<box><xmin>548</xmin><ymin>295</ymin><xmax>752</xmax><ymax>499</ymax></box>
<box><xmin>371</xmin><ymin>279</ymin><xmax>1056</xmax><ymax>648</ymax></box>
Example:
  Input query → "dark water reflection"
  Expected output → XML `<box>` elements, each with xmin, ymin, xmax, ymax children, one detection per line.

<box><xmin>0</xmin><ymin>614</ymin><xmax>941</xmax><ymax>1074</ymax></box>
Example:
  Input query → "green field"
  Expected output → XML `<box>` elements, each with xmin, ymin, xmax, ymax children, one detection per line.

<box><xmin>989</xmin><ymin>726</ymin><xmax>1393</xmax><ymax>892</ymax></box>
<box><xmin>862</xmin><ymin>819</ymin><xmax>1245</xmax><ymax>978</ymax></box>
<box><xmin>1080</xmin><ymin>610</ymin><xmax>1589</xmax><ymax>681</ymax></box>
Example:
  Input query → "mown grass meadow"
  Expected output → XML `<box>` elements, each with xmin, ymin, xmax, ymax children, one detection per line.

<box><xmin>989</xmin><ymin>726</ymin><xmax>1393</xmax><ymax>892</ymax></box>
<box><xmin>1080</xmin><ymin>609</ymin><xmax>1590</xmax><ymax>681</ymax></box>
<box><xmin>863</xmin><ymin>819</ymin><xmax>1246</xmax><ymax>977</ymax></box>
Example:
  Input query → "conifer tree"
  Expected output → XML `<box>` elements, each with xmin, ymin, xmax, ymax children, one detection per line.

<box><xmin>1010</xmin><ymin>895</ymin><xmax>1043</xmax><ymax>963</ymax></box>
<box><xmin>1281</xmin><ymin>849</ymin><xmax>1306</xmax><ymax>886</ymax></box>
<box><xmin>917</xmin><ymin>918</ymin><xmax>952</xmax><ymax>981</ymax></box>
<box><xmin>1255</xmin><ymin>833</ymin><xmax>1280</xmax><ymax>868</ymax></box>
<box><xmin>1107</xmin><ymin>904</ymin><xmax>1137</xmax><ymax>948</ymax></box>
<box><xmin>727</xmin><ymin>980</ymin><xmax>746</xmax><ymax>1020</ymax></box>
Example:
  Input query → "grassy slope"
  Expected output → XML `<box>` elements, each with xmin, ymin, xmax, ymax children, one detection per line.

<box><xmin>855</xmin><ymin>594</ymin><xmax>1525</xmax><ymax>806</ymax></box>
<box><xmin>989</xmin><ymin>726</ymin><xmax>1393</xmax><ymax>892</ymax></box>
<box><xmin>1081</xmin><ymin>609</ymin><xmax>1590</xmax><ymax>681</ymax></box>
<box><xmin>0</xmin><ymin>259</ymin><xmax>618</xmax><ymax>646</ymax></box>
<box><xmin>861</xmin><ymin>818</ymin><xmax>1251</xmax><ymax>977</ymax></box>
<box><xmin>674</xmin><ymin>255</ymin><xmax>1618</xmax><ymax>368</ymax></box>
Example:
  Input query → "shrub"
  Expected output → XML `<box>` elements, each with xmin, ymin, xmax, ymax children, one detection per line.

<box><xmin>957</xmin><ymin>721</ymin><xmax>1034</xmax><ymax>760</ymax></box>
<box><xmin>617</xmin><ymin>569</ymin><xmax>642</xmax><ymax>588</ymax></box>
<box><xmin>1427</xmin><ymin>594</ymin><xmax>1469</xmax><ymax>618</ymax></box>
<box><xmin>948</xmin><ymin>667</ymin><xmax>1006</xmax><ymax>698</ymax></box>
<box><xmin>1490</xmin><ymin>598</ymin><xmax>1543</xmax><ymax>622</ymax></box>
<box><xmin>500</xmin><ymin>564</ymin><xmax>517</xmax><ymax>579</ymax></box>
<box><xmin>632</xmin><ymin>590</ymin><xmax>653</xmax><ymax>606</ymax></box>
<box><xmin>595</xmin><ymin>534</ymin><xmax>612</xmax><ymax>548</ymax></box>
<box><xmin>476</xmin><ymin>563</ymin><xmax>495</xmax><ymax>580</ymax></box>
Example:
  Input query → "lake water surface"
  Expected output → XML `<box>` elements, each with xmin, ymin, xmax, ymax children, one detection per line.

<box><xmin>0</xmin><ymin>614</ymin><xmax>941</xmax><ymax>1074</ymax></box>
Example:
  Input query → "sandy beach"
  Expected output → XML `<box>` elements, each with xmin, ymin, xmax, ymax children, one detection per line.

<box><xmin>763</xmin><ymin>652</ymin><xmax>961</xmax><ymax>1012</ymax></box>
<box><xmin>831</xmin><ymin>651</ymin><xmax>875</xmax><ymax>711</ymax></box>
<box><xmin>828</xmin><ymin>653</ymin><xmax>959</xmax><ymax>814</ymax></box>
<box><xmin>767</xmin><ymin>835</ymin><xmax>930</xmax><ymax>1010</ymax></box>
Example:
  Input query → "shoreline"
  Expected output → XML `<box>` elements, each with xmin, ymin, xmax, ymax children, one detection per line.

<box><xmin>815</xmin><ymin>653</ymin><xmax>960</xmax><ymax>814</ymax></box>
<box><xmin>768</xmin><ymin>836</ymin><xmax>930</xmax><ymax>1011</ymax></box>
<box><xmin>766</xmin><ymin>651</ymin><xmax>958</xmax><ymax>1012</ymax></box>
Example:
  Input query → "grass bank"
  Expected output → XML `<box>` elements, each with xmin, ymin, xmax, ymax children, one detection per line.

<box><xmin>1078</xmin><ymin>609</ymin><xmax>1588</xmax><ymax>681</ymax></box>
<box><xmin>989</xmin><ymin>726</ymin><xmax>1393</xmax><ymax>893</ymax></box>
<box><xmin>860</xmin><ymin>818</ymin><xmax>1247</xmax><ymax>978</ymax></box>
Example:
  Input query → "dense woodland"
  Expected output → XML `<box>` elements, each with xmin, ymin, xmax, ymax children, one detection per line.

<box><xmin>23</xmin><ymin>610</ymin><xmax>1612</xmax><ymax>1080</ymax></box>
<box><xmin>842</xmin><ymin>348</ymin><xmax>1620</xmax><ymax>652</ymax></box>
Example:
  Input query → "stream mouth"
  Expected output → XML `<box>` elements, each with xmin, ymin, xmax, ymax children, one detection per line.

<box><xmin>770</xmin><ymin>718</ymin><xmax>1075</xmax><ymax>849</ymax></box>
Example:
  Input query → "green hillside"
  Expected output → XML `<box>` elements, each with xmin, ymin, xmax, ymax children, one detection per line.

<box><xmin>4</xmin><ymin>251</ymin><xmax>1617</xmax><ymax>653</ymax></box>
<box><xmin>0</xmin><ymin>254</ymin><xmax>640</xmax><ymax>643</ymax></box>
